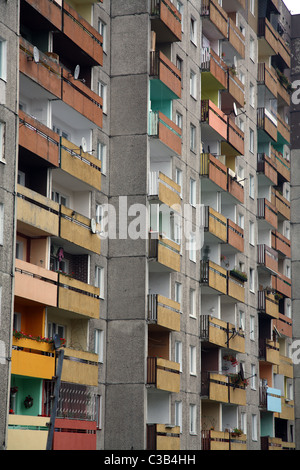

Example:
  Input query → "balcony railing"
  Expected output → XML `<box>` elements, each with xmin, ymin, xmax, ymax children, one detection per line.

<box><xmin>271</xmin><ymin>147</ymin><xmax>290</xmax><ymax>182</ymax></box>
<box><xmin>147</xmin><ymin>424</ymin><xmax>180</xmax><ymax>451</ymax></box>
<box><xmin>148</xmin><ymin>171</ymin><xmax>181</xmax><ymax>209</ymax></box>
<box><xmin>271</xmin><ymin>230</ymin><xmax>291</xmax><ymax>258</ymax></box>
<box><xmin>200</xmin><ymin>260</ymin><xmax>227</xmax><ymax>294</ymax></box>
<box><xmin>149</xmin><ymin>110</ymin><xmax>182</xmax><ymax>155</ymax></box>
<box><xmin>148</xmin><ymin>232</ymin><xmax>181</xmax><ymax>272</ymax></box>
<box><xmin>259</xmin><ymin>338</ymin><xmax>280</xmax><ymax>365</ymax></box>
<box><xmin>150</xmin><ymin>0</ymin><xmax>182</xmax><ymax>43</ymax></box>
<box><xmin>147</xmin><ymin>357</ymin><xmax>180</xmax><ymax>393</ymax></box>
<box><xmin>148</xmin><ymin>294</ymin><xmax>181</xmax><ymax>331</ymax></box>
<box><xmin>201</xmin><ymin>48</ymin><xmax>228</xmax><ymax>90</ymax></box>
<box><xmin>200</xmin><ymin>153</ymin><xmax>227</xmax><ymax>191</ymax></box>
<box><xmin>150</xmin><ymin>50</ymin><xmax>181</xmax><ymax>99</ymax></box>
<box><xmin>257</xmin><ymin>153</ymin><xmax>277</xmax><ymax>185</ymax></box>
<box><xmin>257</xmin><ymin>108</ymin><xmax>277</xmax><ymax>142</ymax></box>
<box><xmin>200</xmin><ymin>315</ymin><xmax>245</xmax><ymax>353</ymax></box>
<box><xmin>257</xmin><ymin>244</ymin><xmax>278</xmax><ymax>273</ymax></box>
<box><xmin>202</xmin><ymin>429</ymin><xmax>247</xmax><ymax>451</ymax></box>
<box><xmin>258</xmin><ymin>62</ymin><xmax>278</xmax><ymax>98</ymax></box>
<box><xmin>201</xmin><ymin>371</ymin><xmax>246</xmax><ymax>405</ymax></box>
<box><xmin>271</xmin><ymin>188</ymin><xmax>290</xmax><ymax>220</ymax></box>
<box><xmin>204</xmin><ymin>206</ymin><xmax>227</xmax><ymax>242</ymax></box>
<box><xmin>257</xmin><ymin>198</ymin><xmax>278</xmax><ymax>229</ymax></box>
<box><xmin>227</xmin><ymin>219</ymin><xmax>244</xmax><ymax>252</ymax></box>
<box><xmin>201</xmin><ymin>100</ymin><xmax>228</xmax><ymax>140</ymax></box>
<box><xmin>258</xmin><ymin>290</ymin><xmax>279</xmax><ymax>319</ymax></box>
<box><xmin>201</xmin><ymin>0</ymin><xmax>228</xmax><ymax>39</ymax></box>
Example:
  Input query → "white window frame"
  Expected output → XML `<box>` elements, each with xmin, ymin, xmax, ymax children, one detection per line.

<box><xmin>176</xmin><ymin>111</ymin><xmax>183</xmax><ymax>129</ymax></box>
<box><xmin>175</xmin><ymin>401</ymin><xmax>182</xmax><ymax>432</ymax></box>
<box><xmin>250</xmin><ymin>315</ymin><xmax>255</xmax><ymax>341</ymax></box>
<box><xmin>0</xmin><ymin>122</ymin><xmax>5</xmax><ymax>162</ymax></box>
<box><xmin>250</xmin><ymin>82</ymin><xmax>255</xmax><ymax>108</ymax></box>
<box><xmin>190</xmin><ymin>16</ymin><xmax>197</xmax><ymax>45</ymax></box>
<box><xmin>97</xmin><ymin>141</ymin><xmax>107</xmax><ymax>175</ymax></box>
<box><xmin>189</xmin><ymin>232</ymin><xmax>196</xmax><ymax>262</ymax></box>
<box><xmin>250</xmin><ymin>0</ymin><xmax>255</xmax><ymax>16</ymax></box>
<box><xmin>98</xmin><ymin>80</ymin><xmax>107</xmax><ymax>114</ymax></box>
<box><xmin>95</xmin><ymin>329</ymin><xmax>104</xmax><ymax>363</ymax></box>
<box><xmin>175</xmin><ymin>341</ymin><xmax>182</xmax><ymax>371</ymax></box>
<box><xmin>189</xmin><ymin>404</ymin><xmax>197</xmax><ymax>435</ymax></box>
<box><xmin>189</xmin><ymin>178</ymin><xmax>196</xmax><ymax>206</ymax></box>
<box><xmin>249</xmin><ymin>128</ymin><xmax>254</xmax><ymax>153</ymax></box>
<box><xmin>251</xmin><ymin>364</ymin><xmax>256</xmax><ymax>389</ymax></box>
<box><xmin>249</xmin><ymin>174</ymin><xmax>255</xmax><ymax>198</ymax></box>
<box><xmin>189</xmin><ymin>288</ymin><xmax>196</xmax><ymax>318</ymax></box>
<box><xmin>249</xmin><ymin>268</ymin><xmax>255</xmax><ymax>292</ymax></box>
<box><xmin>249</xmin><ymin>220</ymin><xmax>255</xmax><ymax>245</ymax></box>
<box><xmin>190</xmin><ymin>71</ymin><xmax>197</xmax><ymax>99</ymax></box>
<box><xmin>251</xmin><ymin>414</ymin><xmax>257</xmax><ymax>441</ymax></box>
<box><xmin>190</xmin><ymin>123</ymin><xmax>196</xmax><ymax>151</ymax></box>
<box><xmin>95</xmin><ymin>266</ymin><xmax>105</xmax><ymax>298</ymax></box>
<box><xmin>0</xmin><ymin>38</ymin><xmax>7</xmax><ymax>81</ymax></box>
<box><xmin>189</xmin><ymin>345</ymin><xmax>196</xmax><ymax>375</ymax></box>
<box><xmin>98</xmin><ymin>19</ymin><xmax>107</xmax><ymax>53</ymax></box>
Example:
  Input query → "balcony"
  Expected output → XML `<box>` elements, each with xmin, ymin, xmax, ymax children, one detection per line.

<box><xmin>202</xmin><ymin>430</ymin><xmax>247</xmax><ymax>451</ymax></box>
<box><xmin>7</xmin><ymin>415</ymin><xmax>50</xmax><ymax>450</ymax></box>
<box><xmin>225</xmin><ymin>69</ymin><xmax>245</xmax><ymax>109</ymax></box>
<box><xmin>257</xmin><ymin>198</ymin><xmax>278</xmax><ymax>230</ymax></box>
<box><xmin>261</xmin><ymin>436</ymin><xmax>295</xmax><ymax>450</ymax></box>
<box><xmin>272</xmin><ymin>273</ymin><xmax>291</xmax><ymax>298</ymax></box>
<box><xmin>147</xmin><ymin>424</ymin><xmax>180</xmax><ymax>451</ymax></box>
<box><xmin>200</xmin><ymin>315</ymin><xmax>245</xmax><ymax>353</ymax></box>
<box><xmin>14</xmin><ymin>258</ymin><xmax>58</xmax><ymax>307</ymax></box>
<box><xmin>258</xmin><ymin>62</ymin><xmax>278</xmax><ymax>98</ymax></box>
<box><xmin>200</xmin><ymin>153</ymin><xmax>228</xmax><ymax>191</ymax></box>
<box><xmin>222</xmin><ymin>0</ymin><xmax>246</xmax><ymax>11</ymax></box>
<box><xmin>277</xmin><ymin>75</ymin><xmax>291</xmax><ymax>107</ymax></box>
<box><xmin>259</xmin><ymin>338</ymin><xmax>280</xmax><ymax>365</ymax></box>
<box><xmin>274</xmin><ymin>313</ymin><xmax>292</xmax><ymax>338</ymax></box>
<box><xmin>201</xmin><ymin>372</ymin><xmax>246</xmax><ymax>405</ymax></box>
<box><xmin>276</xmin><ymin>114</ymin><xmax>290</xmax><ymax>145</ymax></box>
<box><xmin>257</xmin><ymin>108</ymin><xmax>277</xmax><ymax>143</ymax></box>
<box><xmin>150</xmin><ymin>0</ymin><xmax>182</xmax><ymax>43</ymax></box>
<box><xmin>201</xmin><ymin>100</ymin><xmax>228</xmax><ymax>141</ymax></box>
<box><xmin>148</xmin><ymin>171</ymin><xmax>181</xmax><ymax>210</ymax></box>
<box><xmin>222</xmin><ymin>118</ymin><xmax>244</xmax><ymax>157</ymax></box>
<box><xmin>148</xmin><ymin>111</ymin><xmax>182</xmax><ymax>156</ymax></box>
<box><xmin>226</xmin><ymin>18</ymin><xmax>245</xmax><ymax>59</ymax></box>
<box><xmin>11</xmin><ymin>333</ymin><xmax>56</xmax><ymax>380</ymax></box>
<box><xmin>59</xmin><ymin>205</ymin><xmax>101</xmax><ymax>254</ymax></box>
<box><xmin>149</xmin><ymin>233</ymin><xmax>181</xmax><ymax>272</ymax></box>
<box><xmin>60</xmin><ymin>137</ymin><xmax>101</xmax><ymax>191</ymax></box>
<box><xmin>204</xmin><ymin>206</ymin><xmax>227</xmax><ymax>243</ymax></box>
<box><xmin>53</xmin><ymin>418</ymin><xmax>97</xmax><ymax>450</ymax></box>
<box><xmin>60</xmin><ymin>348</ymin><xmax>99</xmax><ymax>386</ymax></box>
<box><xmin>150</xmin><ymin>51</ymin><xmax>181</xmax><ymax>99</ymax></box>
<box><xmin>57</xmin><ymin>273</ymin><xmax>100</xmax><ymax>318</ymax></box>
<box><xmin>201</xmin><ymin>48</ymin><xmax>228</xmax><ymax>91</ymax></box>
<box><xmin>259</xmin><ymin>385</ymin><xmax>282</xmax><ymax>412</ymax></box>
<box><xmin>277</xmin><ymin>34</ymin><xmax>291</xmax><ymax>69</ymax></box>
<box><xmin>257</xmin><ymin>244</ymin><xmax>278</xmax><ymax>274</ymax></box>
<box><xmin>201</xmin><ymin>0</ymin><xmax>228</xmax><ymax>40</ymax></box>
<box><xmin>147</xmin><ymin>357</ymin><xmax>180</xmax><ymax>393</ymax></box>
<box><xmin>271</xmin><ymin>147</ymin><xmax>290</xmax><ymax>182</ymax></box>
<box><xmin>277</xmin><ymin>355</ymin><xmax>293</xmax><ymax>379</ymax></box>
<box><xmin>227</xmin><ymin>272</ymin><xmax>245</xmax><ymax>303</ymax></box>
<box><xmin>258</xmin><ymin>18</ymin><xmax>278</xmax><ymax>57</ymax></box>
<box><xmin>227</xmin><ymin>171</ymin><xmax>244</xmax><ymax>204</ymax></box>
<box><xmin>276</xmin><ymin>397</ymin><xmax>295</xmax><ymax>421</ymax></box>
<box><xmin>200</xmin><ymin>260</ymin><xmax>227</xmax><ymax>295</ymax></box>
<box><xmin>258</xmin><ymin>290</ymin><xmax>279</xmax><ymax>319</ymax></box>
<box><xmin>227</xmin><ymin>220</ymin><xmax>244</xmax><ymax>252</ymax></box>
<box><xmin>257</xmin><ymin>153</ymin><xmax>278</xmax><ymax>186</ymax></box>
<box><xmin>148</xmin><ymin>294</ymin><xmax>181</xmax><ymax>332</ymax></box>
<box><xmin>19</xmin><ymin>111</ymin><xmax>60</xmax><ymax>168</ymax></box>
<box><xmin>271</xmin><ymin>230</ymin><xmax>291</xmax><ymax>258</ymax></box>
<box><xmin>271</xmin><ymin>189</ymin><xmax>290</xmax><ymax>220</ymax></box>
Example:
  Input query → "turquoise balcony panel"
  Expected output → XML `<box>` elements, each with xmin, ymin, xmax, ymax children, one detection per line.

<box><xmin>267</xmin><ymin>387</ymin><xmax>282</xmax><ymax>413</ymax></box>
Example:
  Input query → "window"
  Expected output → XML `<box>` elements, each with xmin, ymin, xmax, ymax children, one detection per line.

<box><xmin>175</xmin><ymin>168</ymin><xmax>182</xmax><ymax>192</ymax></box>
<box><xmin>189</xmin><ymin>345</ymin><xmax>196</xmax><ymax>375</ymax></box>
<box><xmin>0</xmin><ymin>39</ymin><xmax>7</xmax><ymax>81</ymax></box>
<box><xmin>249</xmin><ymin>268</ymin><xmax>255</xmax><ymax>292</ymax></box>
<box><xmin>249</xmin><ymin>0</ymin><xmax>255</xmax><ymax>16</ymax></box>
<box><xmin>189</xmin><ymin>178</ymin><xmax>196</xmax><ymax>206</ymax></box>
<box><xmin>95</xmin><ymin>395</ymin><xmax>102</xmax><ymax>429</ymax></box>
<box><xmin>0</xmin><ymin>203</ymin><xmax>4</xmax><ymax>245</ymax></box>
<box><xmin>96</xmin><ymin>204</ymin><xmax>104</xmax><ymax>225</ymax></box>
<box><xmin>250</xmin><ymin>37</ymin><xmax>255</xmax><ymax>61</ymax></box>
<box><xmin>190</xmin><ymin>17</ymin><xmax>197</xmax><ymax>45</ymax></box>
<box><xmin>249</xmin><ymin>174</ymin><xmax>255</xmax><ymax>198</ymax></box>
<box><xmin>190</xmin><ymin>71</ymin><xmax>197</xmax><ymax>99</ymax></box>
<box><xmin>176</xmin><ymin>1</ymin><xmax>184</xmax><ymax>32</ymax></box>
<box><xmin>98</xmin><ymin>19</ymin><xmax>107</xmax><ymax>53</ymax></box>
<box><xmin>189</xmin><ymin>232</ymin><xmax>196</xmax><ymax>262</ymax></box>
<box><xmin>238</xmin><ymin>310</ymin><xmax>244</xmax><ymax>330</ymax></box>
<box><xmin>175</xmin><ymin>341</ymin><xmax>182</xmax><ymax>371</ymax></box>
<box><xmin>250</xmin><ymin>315</ymin><xmax>255</xmax><ymax>340</ymax></box>
<box><xmin>176</xmin><ymin>55</ymin><xmax>183</xmax><ymax>72</ymax></box>
<box><xmin>13</xmin><ymin>312</ymin><xmax>21</xmax><ymax>331</ymax></box>
<box><xmin>98</xmin><ymin>80</ymin><xmax>107</xmax><ymax>114</ymax></box>
<box><xmin>250</xmin><ymin>82</ymin><xmax>255</xmax><ymax>107</ymax></box>
<box><xmin>175</xmin><ymin>401</ymin><xmax>182</xmax><ymax>432</ymax></box>
<box><xmin>249</xmin><ymin>220</ymin><xmax>254</xmax><ymax>245</ymax></box>
<box><xmin>16</xmin><ymin>241</ymin><xmax>23</xmax><ymax>260</ymax></box>
<box><xmin>97</xmin><ymin>141</ymin><xmax>107</xmax><ymax>175</ymax></box>
<box><xmin>175</xmin><ymin>282</ymin><xmax>182</xmax><ymax>305</ymax></box>
<box><xmin>251</xmin><ymin>364</ymin><xmax>256</xmax><ymax>389</ymax></box>
<box><xmin>238</xmin><ymin>213</ymin><xmax>244</xmax><ymax>229</ymax></box>
<box><xmin>190</xmin><ymin>123</ymin><xmax>196</xmax><ymax>151</ymax></box>
<box><xmin>241</xmin><ymin>412</ymin><xmax>247</xmax><ymax>435</ymax></box>
<box><xmin>0</xmin><ymin>122</ymin><xmax>5</xmax><ymax>162</ymax></box>
<box><xmin>95</xmin><ymin>329</ymin><xmax>104</xmax><ymax>362</ymax></box>
<box><xmin>48</xmin><ymin>322</ymin><xmax>65</xmax><ymax>341</ymax></box>
<box><xmin>52</xmin><ymin>190</ymin><xmax>69</xmax><ymax>207</ymax></box>
<box><xmin>95</xmin><ymin>266</ymin><xmax>105</xmax><ymax>298</ymax></box>
<box><xmin>189</xmin><ymin>404</ymin><xmax>197</xmax><ymax>434</ymax></box>
<box><xmin>176</xmin><ymin>112</ymin><xmax>183</xmax><ymax>129</ymax></box>
<box><xmin>249</xmin><ymin>128</ymin><xmax>254</xmax><ymax>153</ymax></box>
<box><xmin>189</xmin><ymin>289</ymin><xmax>196</xmax><ymax>317</ymax></box>
<box><xmin>251</xmin><ymin>414</ymin><xmax>257</xmax><ymax>441</ymax></box>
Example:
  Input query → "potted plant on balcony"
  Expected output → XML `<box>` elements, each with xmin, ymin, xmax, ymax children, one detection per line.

<box><xmin>229</xmin><ymin>267</ymin><xmax>247</xmax><ymax>282</ymax></box>
<box><xmin>231</xmin><ymin>428</ymin><xmax>243</xmax><ymax>437</ymax></box>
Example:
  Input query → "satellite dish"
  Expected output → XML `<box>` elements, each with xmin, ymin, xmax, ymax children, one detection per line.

<box><xmin>81</xmin><ymin>137</ymin><xmax>87</xmax><ymax>152</ymax></box>
<box><xmin>233</xmin><ymin>102</ymin><xmax>238</xmax><ymax>117</ymax></box>
<box><xmin>53</xmin><ymin>334</ymin><xmax>62</xmax><ymax>350</ymax></box>
<box><xmin>91</xmin><ymin>218</ymin><xmax>96</xmax><ymax>234</ymax></box>
<box><xmin>74</xmin><ymin>64</ymin><xmax>80</xmax><ymax>80</ymax></box>
<box><xmin>33</xmin><ymin>46</ymin><xmax>40</xmax><ymax>63</ymax></box>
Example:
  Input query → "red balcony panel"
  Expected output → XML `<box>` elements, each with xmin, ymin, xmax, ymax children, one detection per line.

<box><xmin>151</xmin><ymin>0</ymin><xmax>182</xmax><ymax>43</ymax></box>
<box><xmin>257</xmin><ymin>153</ymin><xmax>278</xmax><ymax>185</ymax></box>
<box><xmin>53</xmin><ymin>418</ymin><xmax>97</xmax><ymax>450</ymax></box>
<box><xmin>23</xmin><ymin>0</ymin><xmax>62</xmax><ymax>30</ymax></box>
<box><xmin>257</xmin><ymin>198</ymin><xmax>278</xmax><ymax>230</ymax></box>
<box><xmin>258</xmin><ymin>244</ymin><xmax>278</xmax><ymax>274</ymax></box>
<box><xmin>271</xmin><ymin>230</ymin><xmax>291</xmax><ymax>258</ymax></box>
<box><xmin>272</xmin><ymin>273</ymin><xmax>291</xmax><ymax>298</ymax></box>
<box><xmin>274</xmin><ymin>313</ymin><xmax>292</xmax><ymax>338</ymax></box>
<box><xmin>150</xmin><ymin>51</ymin><xmax>181</xmax><ymax>98</ymax></box>
<box><xmin>201</xmin><ymin>48</ymin><xmax>228</xmax><ymax>90</ymax></box>
<box><xmin>201</xmin><ymin>100</ymin><xmax>228</xmax><ymax>140</ymax></box>
<box><xmin>200</xmin><ymin>153</ymin><xmax>227</xmax><ymax>191</ymax></box>
<box><xmin>227</xmin><ymin>173</ymin><xmax>244</xmax><ymax>203</ymax></box>
<box><xmin>227</xmin><ymin>219</ymin><xmax>244</xmax><ymax>252</ymax></box>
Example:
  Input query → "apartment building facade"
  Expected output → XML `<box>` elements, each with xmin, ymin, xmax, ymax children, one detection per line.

<box><xmin>0</xmin><ymin>0</ymin><xmax>296</xmax><ymax>451</ymax></box>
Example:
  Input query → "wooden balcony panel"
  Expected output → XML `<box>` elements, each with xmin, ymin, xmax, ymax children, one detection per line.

<box><xmin>224</xmin><ymin>118</ymin><xmax>244</xmax><ymax>156</ymax></box>
<box><xmin>60</xmin><ymin>348</ymin><xmax>99</xmax><ymax>386</ymax></box>
<box><xmin>23</xmin><ymin>0</ymin><xmax>62</xmax><ymax>30</ymax></box>
<box><xmin>272</xmin><ymin>273</ymin><xmax>291</xmax><ymax>298</ymax></box>
<box><xmin>257</xmin><ymin>153</ymin><xmax>278</xmax><ymax>185</ymax></box>
<box><xmin>271</xmin><ymin>230</ymin><xmax>291</xmax><ymax>258</ymax></box>
<box><xmin>19</xmin><ymin>111</ymin><xmax>60</xmax><ymax>167</ymax></box>
<box><xmin>227</xmin><ymin>275</ymin><xmax>245</xmax><ymax>303</ymax></box>
<box><xmin>258</xmin><ymin>18</ymin><xmax>278</xmax><ymax>56</ymax></box>
<box><xmin>19</xmin><ymin>39</ymin><xmax>61</xmax><ymax>98</ymax></box>
<box><xmin>205</xmin><ymin>206</ymin><xmax>227</xmax><ymax>242</ymax></box>
<box><xmin>61</xmin><ymin>68</ymin><xmax>103</xmax><ymax>128</ymax></box>
<box><xmin>227</xmin><ymin>219</ymin><xmax>244</xmax><ymax>252</ymax></box>
<box><xmin>201</xmin><ymin>48</ymin><xmax>228</xmax><ymax>90</ymax></box>
<box><xmin>277</xmin><ymin>35</ymin><xmax>291</xmax><ymax>69</ymax></box>
<box><xmin>148</xmin><ymin>294</ymin><xmax>181</xmax><ymax>332</ymax></box>
<box><xmin>200</xmin><ymin>260</ymin><xmax>227</xmax><ymax>294</ymax></box>
<box><xmin>277</xmin><ymin>80</ymin><xmax>291</xmax><ymax>106</ymax></box>
<box><xmin>277</xmin><ymin>114</ymin><xmax>290</xmax><ymax>144</ymax></box>
<box><xmin>58</xmin><ymin>273</ymin><xmax>100</xmax><ymax>318</ymax></box>
<box><xmin>150</xmin><ymin>51</ymin><xmax>181</xmax><ymax>99</ymax></box>
<box><xmin>201</xmin><ymin>0</ymin><xmax>228</xmax><ymax>39</ymax></box>
<box><xmin>272</xmin><ymin>189</ymin><xmax>290</xmax><ymax>220</ymax></box>
<box><xmin>274</xmin><ymin>314</ymin><xmax>292</xmax><ymax>338</ymax></box>
<box><xmin>257</xmin><ymin>108</ymin><xmax>277</xmax><ymax>142</ymax></box>
<box><xmin>258</xmin><ymin>63</ymin><xmax>278</xmax><ymax>98</ymax></box>
<box><xmin>227</xmin><ymin>71</ymin><xmax>245</xmax><ymax>108</ymax></box>
<box><xmin>227</xmin><ymin>173</ymin><xmax>244</xmax><ymax>204</ymax></box>
<box><xmin>150</xmin><ymin>0</ymin><xmax>182</xmax><ymax>43</ymax></box>
<box><xmin>258</xmin><ymin>244</ymin><xmax>278</xmax><ymax>273</ymax></box>
<box><xmin>272</xmin><ymin>148</ymin><xmax>290</xmax><ymax>182</ymax></box>
<box><xmin>258</xmin><ymin>290</ymin><xmax>279</xmax><ymax>319</ymax></box>
<box><xmin>257</xmin><ymin>198</ymin><xmax>278</xmax><ymax>230</ymax></box>
<box><xmin>63</xmin><ymin>2</ymin><xmax>103</xmax><ymax>66</ymax></box>
<box><xmin>201</xmin><ymin>100</ymin><xmax>228</xmax><ymax>140</ymax></box>
<box><xmin>200</xmin><ymin>153</ymin><xmax>228</xmax><ymax>191</ymax></box>
<box><xmin>228</xmin><ymin>18</ymin><xmax>245</xmax><ymax>58</ymax></box>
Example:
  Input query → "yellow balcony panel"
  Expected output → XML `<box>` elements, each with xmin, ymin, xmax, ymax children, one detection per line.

<box><xmin>7</xmin><ymin>415</ymin><xmax>50</xmax><ymax>451</ymax></box>
<box><xmin>260</xmin><ymin>339</ymin><xmax>280</xmax><ymax>365</ymax></box>
<box><xmin>17</xmin><ymin>184</ymin><xmax>59</xmax><ymax>237</ymax></box>
<box><xmin>275</xmin><ymin>397</ymin><xmax>294</xmax><ymax>421</ymax></box>
<box><xmin>227</xmin><ymin>275</ymin><xmax>245</xmax><ymax>303</ymax></box>
<box><xmin>149</xmin><ymin>171</ymin><xmax>181</xmax><ymax>210</ymax></box>
<box><xmin>204</xmin><ymin>206</ymin><xmax>227</xmax><ymax>242</ymax></box>
<box><xmin>276</xmin><ymin>355</ymin><xmax>293</xmax><ymax>379</ymax></box>
<box><xmin>202</xmin><ymin>430</ymin><xmax>247</xmax><ymax>450</ymax></box>
<box><xmin>200</xmin><ymin>315</ymin><xmax>245</xmax><ymax>353</ymax></box>
<box><xmin>61</xmin><ymin>348</ymin><xmax>99</xmax><ymax>386</ymax></box>
<box><xmin>15</xmin><ymin>259</ymin><xmax>58</xmax><ymax>307</ymax></box>
<box><xmin>258</xmin><ymin>291</ymin><xmax>279</xmax><ymax>319</ymax></box>
<box><xmin>201</xmin><ymin>0</ymin><xmax>228</xmax><ymax>40</ymax></box>
<box><xmin>282</xmin><ymin>441</ymin><xmax>296</xmax><ymax>450</ymax></box>
<box><xmin>147</xmin><ymin>357</ymin><xmax>180</xmax><ymax>393</ymax></box>
<box><xmin>261</xmin><ymin>436</ymin><xmax>283</xmax><ymax>450</ymax></box>
<box><xmin>149</xmin><ymin>233</ymin><xmax>181</xmax><ymax>272</ymax></box>
<box><xmin>204</xmin><ymin>372</ymin><xmax>229</xmax><ymax>403</ymax></box>
<box><xmin>229</xmin><ymin>382</ymin><xmax>246</xmax><ymax>405</ymax></box>
<box><xmin>148</xmin><ymin>294</ymin><xmax>180</xmax><ymax>332</ymax></box>
<box><xmin>200</xmin><ymin>260</ymin><xmax>227</xmax><ymax>294</ymax></box>
<box><xmin>60</xmin><ymin>205</ymin><xmax>101</xmax><ymax>254</ymax></box>
<box><xmin>147</xmin><ymin>424</ymin><xmax>180</xmax><ymax>451</ymax></box>
<box><xmin>60</xmin><ymin>137</ymin><xmax>101</xmax><ymax>190</ymax></box>
<box><xmin>58</xmin><ymin>273</ymin><xmax>100</xmax><ymax>318</ymax></box>
<box><xmin>11</xmin><ymin>338</ymin><xmax>55</xmax><ymax>379</ymax></box>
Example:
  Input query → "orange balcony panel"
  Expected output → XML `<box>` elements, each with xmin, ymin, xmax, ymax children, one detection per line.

<box><xmin>149</xmin><ymin>111</ymin><xmax>182</xmax><ymax>156</ymax></box>
<box><xmin>23</xmin><ymin>0</ymin><xmax>62</xmax><ymax>30</ymax></box>
<box><xmin>271</xmin><ymin>230</ymin><xmax>291</xmax><ymax>258</ymax></box>
<box><xmin>200</xmin><ymin>153</ymin><xmax>228</xmax><ymax>191</ymax></box>
<box><xmin>277</xmin><ymin>79</ymin><xmax>291</xmax><ymax>106</ymax></box>
<box><xmin>258</xmin><ymin>63</ymin><xmax>278</xmax><ymax>98</ymax></box>
<box><xmin>63</xmin><ymin>3</ymin><xmax>103</xmax><ymax>66</ymax></box>
<box><xmin>53</xmin><ymin>419</ymin><xmax>97</xmax><ymax>451</ymax></box>
<box><xmin>271</xmin><ymin>148</ymin><xmax>290</xmax><ymax>182</ymax></box>
<box><xmin>257</xmin><ymin>153</ymin><xmax>278</xmax><ymax>185</ymax></box>
<box><xmin>227</xmin><ymin>71</ymin><xmax>245</xmax><ymax>108</ymax></box>
<box><xmin>11</xmin><ymin>336</ymin><xmax>55</xmax><ymax>379</ymax></box>
<box><xmin>19</xmin><ymin>39</ymin><xmax>61</xmax><ymax>98</ymax></box>
<box><xmin>224</xmin><ymin>118</ymin><xmax>244</xmax><ymax>156</ymax></box>
<box><xmin>201</xmin><ymin>100</ymin><xmax>228</xmax><ymax>140</ymax></box>
<box><xmin>201</xmin><ymin>48</ymin><xmax>228</xmax><ymax>90</ymax></box>
<box><xmin>277</xmin><ymin>35</ymin><xmax>291</xmax><ymax>69</ymax></box>
<box><xmin>150</xmin><ymin>51</ymin><xmax>181</xmax><ymax>99</ymax></box>
<box><xmin>258</xmin><ymin>18</ymin><xmax>278</xmax><ymax>56</ymax></box>
<box><xmin>228</xmin><ymin>18</ymin><xmax>245</xmax><ymax>58</ymax></box>
<box><xmin>227</xmin><ymin>219</ymin><xmax>244</xmax><ymax>252</ymax></box>
<box><xmin>274</xmin><ymin>313</ymin><xmax>292</xmax><ymax>338</ymax></box>
<box><xmin>15</xmin><ymin>259</ymin><xmax>58</xmax><ymax>307</ymax></box>
<box><xmin>62</xmin><ymin>68</ymin><xmax>103</xmax><ymax>128</ymax></box>
<box><xmin>257</xmin><ymin>198</ymin><xmax>278</xmax><ymax>230</ymax></box>
<box><xmin>277</xmin><ymin>114</ymin><xmax>290</xmax><ymax>144</ymax></box>
<box><xmin>201</xmin><ymin>0</ymin><xmax>228</xmax><ymax>39</ymax></box>
<box><xmin>272</xmin><ymin>189</ymin><xmax>290</xmax><ymax>220</ymax></box>
<box><xmin>227</xmin><ymin>173</ymin><xmax>244</xmax><ymax>204</ymax></box>
<box><xmin>257</xmin><ymin>108</ymin><xmax>277</xmax><ymax>142</ymax></box>
<box><xmin>258</xmin><ymin>244</ymin><xmax>278</xmax><ymax>274</ymax></box>
<box><xmin>19</xmin><ymin>111</ymin><xmax>60</xmax><ymax>167</ymax></box>
<box><xmin>150</xmin><ymin>0</ymin><xmax>182</xmax><ymax>43</ymax></box>
<box><xmin>258</xmin><ymin>290</ymin><xmax>279</xmax><ymax>319</ymax></box>
<box><xmin>272</xmin><ymin>273</ymin><xmax>291</xmax><ymax>298</ymax></box>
